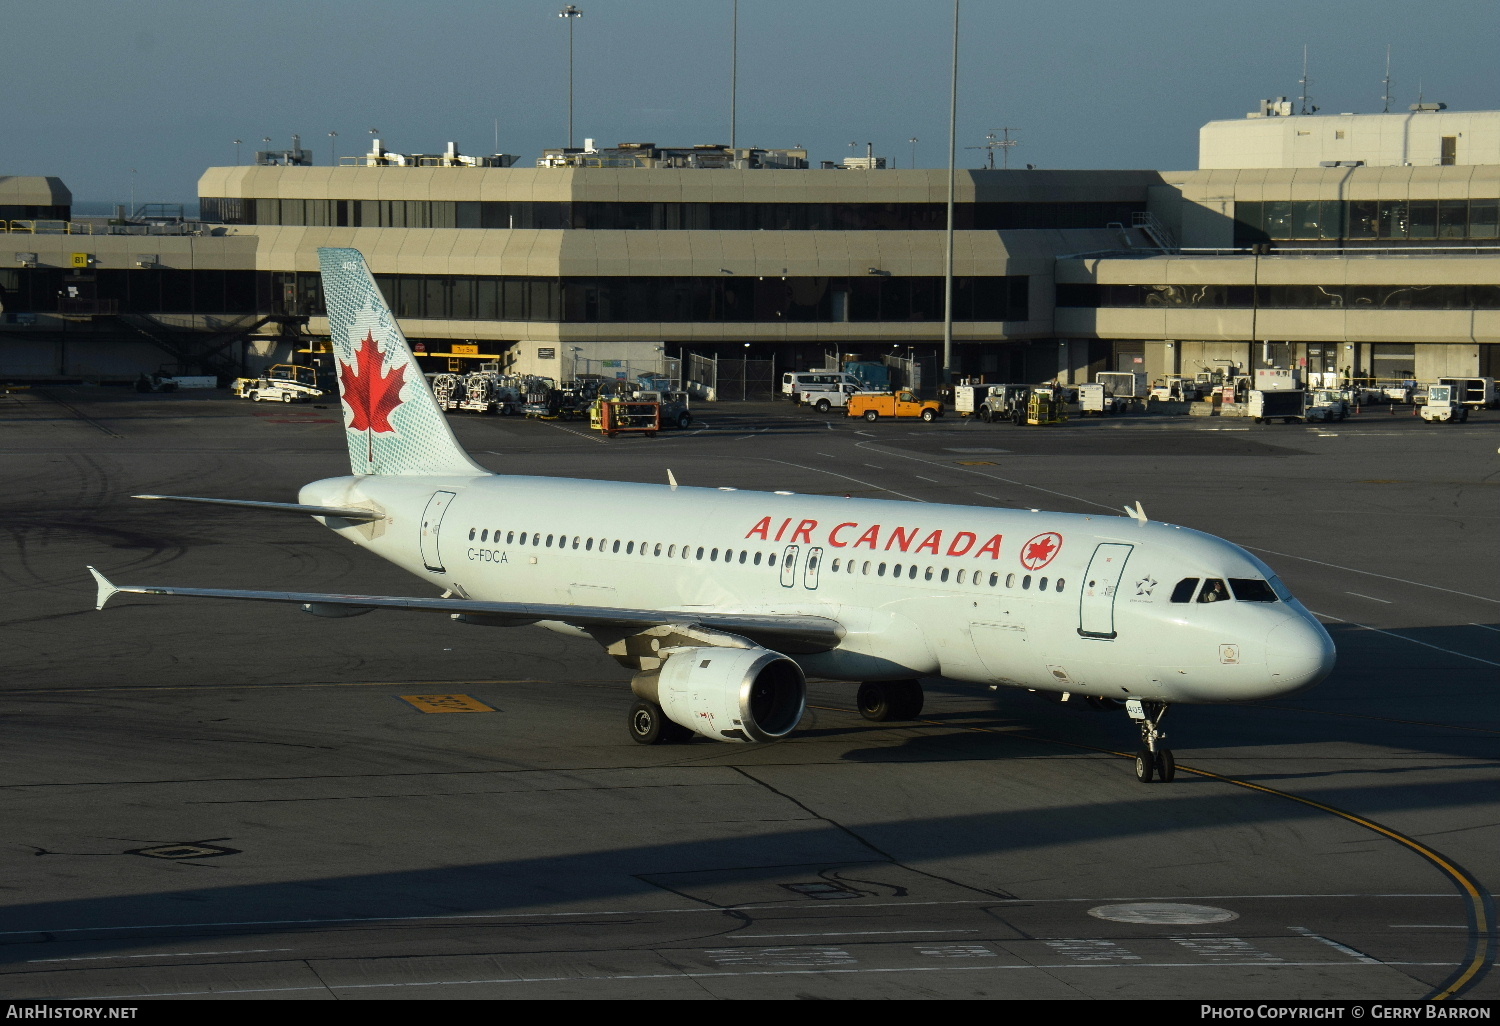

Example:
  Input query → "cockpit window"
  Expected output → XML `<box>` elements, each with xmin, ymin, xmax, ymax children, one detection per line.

<box><xmin>1230</xmin><ymin>578</ymin><xmax>1278</xmax><ymax>602</ymax></box>
<box><xmin>1170</xmin><ymin>578</ymin><xmax>1200</xmax><ymax>603</ymax></box>
<box><xmin>1197</xmin><ymin>578</ymin><xmax>1229</xmax><ymax>603</ymax></box>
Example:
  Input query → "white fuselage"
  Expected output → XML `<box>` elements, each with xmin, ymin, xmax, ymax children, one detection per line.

<box><xmin>301</xmin><ymin>472</ymin><xmax>1334</xmax><ymax>704</ymax></box>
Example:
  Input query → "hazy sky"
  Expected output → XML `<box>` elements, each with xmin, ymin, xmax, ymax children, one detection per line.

<box><xmin>4</xmin><ymin>0</ymin><xmax>1496</xmax><ymax>205</ymax></box>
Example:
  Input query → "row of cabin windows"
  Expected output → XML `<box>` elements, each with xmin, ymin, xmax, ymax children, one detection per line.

<box><xmin>831</xmin><ymin>557</ymin><xmax>1065</xmax><ymax>592</ymax></box>
<box><xmin>468</xmin><ymin>527</ymin><xmax>783</xmax><ymax>565</ymax></box>
<box><xmin>1169</xmin><ymin>577</ymin><xmax>1279</xmax><ymax>603</ymax></box>
<box><xmin>465</xmin><ymin>526</ymin><xmax>1066</xmax><ymax>592</ymax></box>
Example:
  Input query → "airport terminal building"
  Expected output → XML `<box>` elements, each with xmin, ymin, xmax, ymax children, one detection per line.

<box><xmin>3</xmin><ymin>103</ymin><xmax>1498</xmax><ymax>390</ymax></box>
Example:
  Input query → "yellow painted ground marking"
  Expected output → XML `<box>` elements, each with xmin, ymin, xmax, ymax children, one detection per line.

<box><xmin>808</xmin><ymin>701</ymin><xmax>1495</xmax><ymax>1000</ymax></box>
<box><xmin>399</xmin><ymin>694</ymin><xmax>495</xmax><ymax>714</ymax></box>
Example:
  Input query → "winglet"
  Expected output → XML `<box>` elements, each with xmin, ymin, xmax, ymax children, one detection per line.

<box><xmin>667</xmin><ymin>469</ymin><xmax>678</xmax><ymax>491</ymax></box>
<box><xmin>1122</xmin><ymin>500</ymin><xmax>1148</xmax><ymax>524</ymax></box>
<box><xmin>87</xmin><ymin>566</ymin><xmax>119</xmax><ymax>611</ymax></box>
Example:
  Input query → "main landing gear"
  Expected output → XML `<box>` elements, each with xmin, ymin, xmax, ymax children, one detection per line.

<box><xmin>1127</xmin><ymin>698</ymin><xmax>1176</xmax><ymax>783</ymax></box>
<box><xmin>628</xmin><ymin>699</ymin><xmax>693</xmax><ymax>745</ymax></box>
<box><xmin>856</xmin><ymin>679</ymin><xmax>924</xmax><ymax>721</ymax></box>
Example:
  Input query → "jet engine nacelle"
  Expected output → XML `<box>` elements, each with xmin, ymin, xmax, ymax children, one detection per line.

<box><xmin>657</xmin><ymin>646</ymin><xmax>807</xmax><ymax>743</ymax></box>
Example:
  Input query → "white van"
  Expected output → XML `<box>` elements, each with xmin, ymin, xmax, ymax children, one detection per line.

<box><xmin>782</xmin><ymin>370</ymin><xmax>863</xmax><ymax>402</ymax></box>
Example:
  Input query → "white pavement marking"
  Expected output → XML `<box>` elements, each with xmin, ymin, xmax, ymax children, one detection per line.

<box><xmin>1249</xmin><ymin>547</ymin><xmax>1500</xmax><ymax>605</ymax></box>
<box><xmin>855</xmin><ymin>430</ymin><xmax>875</xmax><ymax>437</ymax></box>
<box><xmin>857</xmin><ymin>442</ymin><xmax>1119</xmax><ymax>514</ymax></box>
<box><xmin>752</xmin><ymin>458</ymin><xmax>928</xmax><ymax>502</ymax></box>
<box><xmin>1389</xmin><ymin>924</ymin><xmax>1468</xmax><ymax>929</ymax></box>
<box><xmin>1346</xmin><ymin>592</ymin><xmax>1393</xmax><ymax>604</ymax></box>
<box><xmin>915</xmin><ymin>475</ymin><xmax>939</xmax><ymax>483</ymax></box>
<box><xmin>81</xmin><ymin>960</ymin><xmax>1426</xmax><ymax>999</ymax></box>
<box><xmin>1289</xmin><ymin>927</ymin><xmax>1381</xmax><ymax>964</ymax></box>
<box><xmin>736</xmin><ymin>929</ymin><xmax>978</xmax><ymax>939</ymax></box>
<box><xmin>9</xmin><ymin>894</ymin><xmax>1452</xmax><ymax>939</ymax></box>
<box><xmin>1468</xmin><ymin>623</ymin><xmax>1500</xmax><ymax>633</ymax></box>
<box><xmin>863</xmin><ymin>463</ymin><xmax>883</xmax><ymax>469</ymax></box>
<box><xmin>974</xmin><ymin>493</ymin><xmax>1006</xmax><ymax>502</ymax></box>
<box><xmin>1311</xmin><ymin>611</ymin><xmax>1500</xmax><ymax>667</ymax></box>
<box><xmin>29</xmin><ymin>948</ymin><xmax>293</xmax><ymax>963</ymax></box>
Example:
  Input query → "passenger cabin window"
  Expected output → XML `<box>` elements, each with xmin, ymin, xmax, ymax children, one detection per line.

<box><xmin>1230</xmin><ymin>578</ymin><xmax>1278</xmax><ymax>602</ymax></box>
<box><xmin>1170</xmin><ymin>578</ymin><xmax>1200</xmax><ymax>603</ymax></box>
<box><xmin>1197</xmin><ymin>578</ymin><xmax>1230</xmax><ymax>603</ymax></box>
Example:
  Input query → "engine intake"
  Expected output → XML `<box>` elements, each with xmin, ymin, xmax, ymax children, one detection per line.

<box><xmin>657</xmin><ymin>646</ymin><xmax>806</xmax><ymax>743</ymax></box>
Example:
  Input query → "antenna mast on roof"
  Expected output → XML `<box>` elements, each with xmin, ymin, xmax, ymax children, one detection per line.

<box><xmin>966</xmin><ymin>128</ymin><xmax>1019</xmax><ymax>169</ymax></box>
<box><xmin>1381</xmin><ymin>45</ymin><xmax>1394</xmax><ymax>113</ymax></box>
<box><xmin>1297</xmin><ymin>45</ymin><xmax>1318</xmax><ymax>115</ymax></box>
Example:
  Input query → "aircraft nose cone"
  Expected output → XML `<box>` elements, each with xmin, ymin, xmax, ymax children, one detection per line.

<box><xmin>1265</xmin><ymin>616</ymin><xmax>1335</xmax><ymax>695</ymax></box>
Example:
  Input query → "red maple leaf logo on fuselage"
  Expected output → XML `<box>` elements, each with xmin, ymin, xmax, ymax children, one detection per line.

<box><xmin>339</xmin><ymin>332</ymin><xmax>406</xmax><ymax>434</ymax></box>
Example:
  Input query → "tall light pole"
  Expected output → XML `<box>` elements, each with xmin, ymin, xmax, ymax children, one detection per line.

<box><xmin>729</xmin><ymin>0</ymin><xmax>738</xmax><ymax>152</ymax></box>
<box><xmin>559</xmin><ymin>5</ymin><xmax>582</xmax><ymax>149</ymax></box>
<box><xmin>328</xmin><ymin>130</ymin><xmax>338</xmax><ymax>166</ymax></box>
<box><xmin>942</xmin><ymin>0</ymin><xmax>960</xmax><ymax>384</ymax></box>
<box><xmin>233</xmin><ymin>139</ymin><xmax>242</xmax><ymax>165</ymax></box>
<box><xmin>909</xmin><ymin>136</ymin><xmax>918</xmax><ymax>169</ymax></box>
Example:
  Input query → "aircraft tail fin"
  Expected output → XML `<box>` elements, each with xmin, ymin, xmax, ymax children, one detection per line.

<box><xmin>317</xmin><ymin>247</ymin><xmax>486</xmax><ymax>477</ymax></box>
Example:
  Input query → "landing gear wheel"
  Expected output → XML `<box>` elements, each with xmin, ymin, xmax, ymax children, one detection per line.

<box><xmin>857</xmin><ymin>680</ymin><xmax>924</xmax><ymax>721</ymax></box>
<box><xmin>1126</xmin><ymin>700</ymin><xmax>1172</xmax><ymax>782</ymax></box>
<box><xmin>628</xmin><ymin>700</ymin><xmax>672</xmax><ymax>745</ymax></box>
<box><xmin>863</xmin><ymin>409</ymin><xmax>879</xmax><ymax>422</ymax></box>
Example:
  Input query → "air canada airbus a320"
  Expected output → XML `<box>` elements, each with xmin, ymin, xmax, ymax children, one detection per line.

<box><xmin>89</xmin><ymin>247</ymin><xmax>1334</xmax><ymax>783</ymax></box>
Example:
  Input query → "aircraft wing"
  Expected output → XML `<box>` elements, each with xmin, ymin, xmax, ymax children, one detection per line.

<box><xmin>87</xmin><ymin>567</ymin><xmax>844</xmax><ymax>654</ymax></box>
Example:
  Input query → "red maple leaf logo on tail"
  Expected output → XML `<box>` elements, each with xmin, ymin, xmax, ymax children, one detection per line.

<box><xmin>339</xmin><ymin>332</ymin><xmax>406</xmax><ymax>433</ymax></box>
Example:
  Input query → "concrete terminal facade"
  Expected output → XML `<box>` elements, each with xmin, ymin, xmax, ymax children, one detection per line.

<box><xmin>3</xmin><ymin>113</ymin><xmax>1498</xmax><ymax>388</ymax></box>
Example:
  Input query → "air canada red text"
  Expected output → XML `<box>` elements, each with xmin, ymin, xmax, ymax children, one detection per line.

<box><xmin>745</xmin><ymin>516</ymin><xmax>1005</xmax><ymax>559</ymax></box>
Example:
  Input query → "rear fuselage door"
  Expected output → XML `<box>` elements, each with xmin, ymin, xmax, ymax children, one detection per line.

<box><xmin>419</xmin><ymin>490</ymin><xmax>457</xmax><ymax>573</ymax></box>
<box><xmin>1078</xmin><ymin>542</ymin><xmax>1133</xmax><ymax>639</ymax></box>
<box><xmin>802</xmin><ymin>546</ymin><xmax>823</xmax><ymax>590</ymax></box>
<box><xmin>780</xmin><ymin>544</ymin><xmax>801</xmax><ymax>588</ymax></box>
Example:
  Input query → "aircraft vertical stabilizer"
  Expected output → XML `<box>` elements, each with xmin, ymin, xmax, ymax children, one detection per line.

<box><xmin>317</xmin><ymin>247</ymin><xmax>486</xmax><ymax>477</ymax></box>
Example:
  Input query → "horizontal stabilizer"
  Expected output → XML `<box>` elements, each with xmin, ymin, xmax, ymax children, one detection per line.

<box><xmin>87</xmin><ymin>566</ymin><xmax>118</xmax><ymax>611</ymax></box>
<box><xmin>85</xmin><ymin>574</ymin><xmax>845</xmax><ymax>653</ymax></box>
<box><xmin>133</xmin><ymin>494</ymin><xmax>384</xmax><ymax>521</ymax></box>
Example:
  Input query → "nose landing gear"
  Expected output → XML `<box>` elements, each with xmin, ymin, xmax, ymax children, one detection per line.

<box><xmin>1127</xmin><ymin>699</ymin><xmax>1175</xmax><ymax>782</ymax></box>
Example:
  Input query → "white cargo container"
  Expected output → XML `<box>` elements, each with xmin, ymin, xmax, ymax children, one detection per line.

<box><xmin>1254</xmin><ymin>368</ymin><xmax>1298</xmax><ymax>391</ymax></box>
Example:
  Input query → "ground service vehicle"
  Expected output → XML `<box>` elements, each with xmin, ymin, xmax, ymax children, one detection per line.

<box><xmin>782</xmin><ymin>371</ymin><xmax>864</xmax><ymax>402</ymax></box>
<box><xmin>953</xmin><ymin>384</ymin><xmax>999</xmax><ymax>417</ymax></box>
<box><xmin>1248</xmin><ymin>389</ymin><xmax>1312</xmax><ymax>424</ymax></box>
<box><xmin>802</xmin><ymin>383</ymin><xmax>867</xmax><ymax>413</ymax></box>
<box><xmin>590</xmin><ymin>397</ymin><xmax>661</xmax><ymax>436</ymax></box>
<box><xmin>978</xmin><ymin>384</ymin><xmax>1031</xmax><ymax>424</ymax></box>
<box><xmin>91</xmin><ymin>247</ymin><xmax>1335</xmax><ymax>786</ymax></box>
<box><xmin>634</xmin><ymin>390</ymin><xmax>693</xmax><ymax>429</ymax></box>
<box><xmin>1026</xmin><ymin>387</ymin><xmax>1068</xmax><ymax>425</ymax></box>
<box><xmin>1437</xmin><ymin>377</ymin><xmax>1496</xmax><ymax>410</ymax></box>
<box><xmin>1096</xmin><ymin>371</ymin><xmax>1147</xmax><ymax>404</ymax></box>
<box><xmin>1307</xmin><ymin>390</ymin><xmax>1352</xmax><ymax>421</ymax></box>
<box><xmin>1148</xmin><ymin>376</ymin><xmax>1199</xmax><ymax>403</ymax></box>
<box><xmin>847</xmin><ymin>390</ymin><xmax>943</xmax><ymax>422</ymax></box>
<box><xmin>232</xmin><ymin>377</ymin><xmax>322</xmax><ymax>403</ymax></box>
<box><xmin>1078</xmin><ymin>383</ymin><xmax>1126</xmax><ymax>416</ymax></box>
<box><xmin>1420</xmin><ymin>385</ymin><xmax>1469</xmax><ymax>423</ymax></box>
